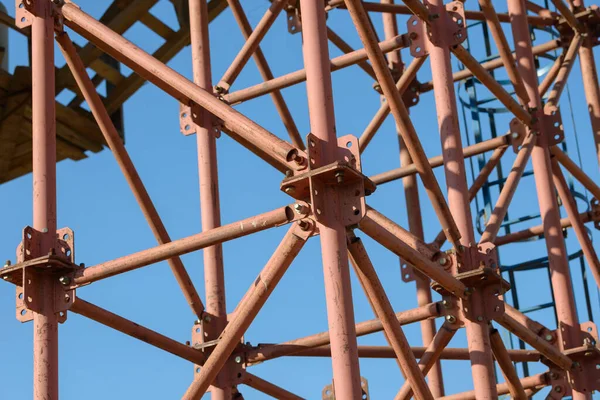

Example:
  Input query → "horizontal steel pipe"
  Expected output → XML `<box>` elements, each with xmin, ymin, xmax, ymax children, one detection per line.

<box><xmin>438</xmin><ymin>373</ymin><xmax>548</xmax><ymax>400</ymax></box>
<box><xmin>223</xmin><ymin>33</ymin><xmax>409</xmax><ymax>104</ymax></box>
<box><xmin>60</xmin><ymin>3</ymin><xmax>299</xmax><ymax>173</ymax></box>
<box><xmin>327</xmin><ymin>0</ymin><xmax>556</xmax><ymax>26</ymax></box>
<box><xmin>245</xmin><ymin>302</ymin><xmax>440</xmax><ymax>363</ymax></box>
<box><xmin>286</xmin><ymin>345</ymin><xmax>541</xmax><ymax>362</ymax></box>
<box><xmin>71</xmin><ymin>297</ymin><xmax>205</xmax><ymax>365</ymax></box>
<box><xmin>73</xmin><ymin>205</ymin><xmax>296</xmax><ymax>285</ymax></box>
<box><xmin>420</xmin><ymin>40</ymin><xmax>562</xmax><ymax>93</ymax></box>
<box><xmin>371</xmin><ymin>134</ymin><xmax>509</xmax><ymax>185</ymax></box>
<box><xmin>495</xmin><ymin>211</ymin><xmax>592</xmax><ymax>245</ymax></box>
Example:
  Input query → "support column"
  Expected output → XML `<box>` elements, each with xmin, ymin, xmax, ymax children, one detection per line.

<box><xmin>299</xmin><ymin>1</ymin><xmax>362</xmax><ymax>398</ymax></box>
<box><xmin>381</xmin><ymin>1</ymin><xmax>444</xmax><ymax>396</ymax></box>
<box><xmin>31</xmin><ymin>1</ymin><xmax>58</xmax><ymax>398</ymax></box>
<box><xmin>189</xmin><ymin>1</ymin><xmax>230</xmax><ymax>398</ymax></box>
<box><xmin>427</xmin><ymin>1</ymin><xmax>497</xmax><ymax>397</ymax></box>
<box><xmin>507</xmin><ymin>0</ymin><xmax>584</xmax><ymax>398</ymax></box>
<box><xmin>570</xmin><ymin>0</ymin><xmax>600</xmax><ymax>168</ymax></box>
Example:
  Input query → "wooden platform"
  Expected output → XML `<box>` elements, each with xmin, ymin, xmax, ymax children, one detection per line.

<box><xmin>0</xmin><ymin>0</ymin><xmax>227</xmax><ymax>185</ymax></box>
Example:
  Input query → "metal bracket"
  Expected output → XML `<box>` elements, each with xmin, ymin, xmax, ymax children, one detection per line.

<box><xmin>15</xmin><ymin>0</ymin><xmax>33</xmax><ymax>29</ymax></box>
<box><xmin>322</xmin><ymin>376</ymin><xmax>369</xmax><ymax>399</ymax></box>
<box><xmin>285</xmin><ymin>1</ymin><xmax>302</xmax><ymax>35</ymax></box>
<box><xmin>564</xmin><ymin>321</ymin><xmax>600</xmax><ymax>393</ymax></box>
<box><xmin>432</xmin><ymin>244</ymin><xmax>508</xmax><ymax>323</ymax></box>
<box><xmin>591</xmin><ymin>198</ymin><xmax>600</xmax><ymax>230</ymax></box>
<box><xmin>407</xmin><ymin>1</ymin><xmax>466</xmax><ymax>58</ymax></box>
<box><xmin>401</xmin><ymin>249</ymin><xmax>448</xmax><ymax>283</ymax></box>
<box><xmin>508</xmin><ymin>118</ymin><xmax>527</xmax><ymax>154</ymax></box>
<box><xmin>280</xmin><ymin>134</ymin><xmax>375</xmax><ymax>227</ymax></box>
<box><xmin>547</xmin><ymin>369</ymin><xmax>571</xmax><ymax>399</ymax></box>
<box><xmin>543</xmin><ymin>105</ymin><xmax>565</xmax><ymax>146</ymax></box>
<box><xmin>1</xmin><ymin>227</ymin><xmax>78</xmax><ymax>323</ymax></box>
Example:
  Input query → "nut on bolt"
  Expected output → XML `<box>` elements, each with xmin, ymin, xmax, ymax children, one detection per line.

<box><xmin>445</xmin><ymin>315</ymin><xmax>457</xmax><ymax>323</ymax></box>
<box><xmin>438</xmin><ymin>257</ymin><xmax>448</xmax><ymax>266</ymax></box>
<box><xmin>293</xmin><ymin>203</ymin><xmax>307</xmax><ymax>215</ymax></box>
<box><xmin>545</xmin><ymin>334</ymin><xmax>553</xmax><ymax>341</ymax></box>
<box><xmin>234</xmin><ymin>355</ymin><xmax>243</xmax><ymax>364</ymax></box>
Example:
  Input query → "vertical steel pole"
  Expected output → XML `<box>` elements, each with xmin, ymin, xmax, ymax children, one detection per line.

<box><xmin>189</xmin><ymin>1</ymin><xmax>230</xmax><ymax>398</ymax></box>
<box><xmin>380</xmin><ymin>1</ymin><xmax>444</xmax><ymax>395</ymax></box>
<box><xmin>507</xmin><ymin>0</ymin><xmax>584</xmax><ymax>398</ymax></box>
<box><xmin>32</xmin><ymin>1</ymin><xmax>58</xmax><ymax>398</ymax></box>
<box><xmin>427</xmin><ymin>2</ymin><xmax>497</xmax><ymax>398</ymax></box>
<box><xmin>569</xmin><ymin>0</ymin><xmax>600</xmax><ymax>167</ymax></box>
<box><xmin>298</xmin><ymin>1</ymin><xmax>362</xmax><ymax>398</ymax></box>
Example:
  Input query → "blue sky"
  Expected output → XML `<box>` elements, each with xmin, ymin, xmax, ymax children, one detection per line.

<box><xmin>1</xmin><ymin>0</ymin><xmax>600</xmax><ymax>398</ymax></box>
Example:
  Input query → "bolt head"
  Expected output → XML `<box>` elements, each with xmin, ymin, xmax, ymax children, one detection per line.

<box><xmin>284</xmin><ymin>186</ymin><xmax>295</xmax><ymax>194</ymax></box>
<box><xmin>477</xmin><ymin>316</ymin><xmax>483</xmax><ymax>322</ymax></box>
<box><xmin>58</xmin><ymin>276</ymin><xmax>71</xmax><ymax>285</ymax></box>
<box><xmin>234</xmin><ymin>355</ymin><xmax>242</xmax><ymax>364</ymax></box>
<box><xmin>555</xmin><ymin>386</ymin><xmax>562</xmax><ymax>393</ymax></box>
<box><xmin>438</xmin><ymin>257</ymin><xmax>447</xmax><ymax>266</ymax></box>
<box><xmin>204</xmin><ymin>315</ymin><xmax>212</xmax><ymax>323</ymax></box>
<box><xmin>445</xmin><ymin>315</ymin><xmax>456</xmax><ymax>323</ymax></box>
<box><xmin>545</xmin><ymin>334</ymin><xmax>553</xmax><ymax>341</ymax></box>
<box><xmin>511</xmin><ymin>132</ymin><xmax>519</xmax><ymax>139</ymax></box>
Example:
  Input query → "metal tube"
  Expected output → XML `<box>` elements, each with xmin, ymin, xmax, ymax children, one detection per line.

<box><xmin>245</xmin><ymin>303</ymin><xmax>441</xmax><ymax>363</ymax></box>
<box><xmin>552</xmin><ymin>159</ymin><xmax>600</xmax><ymax>289</ymax></box>
<box><xmin>359</xmin><ymin>56</ymin><xmax>428</xmax><ymax>153</ymax></box>
<box><xmin>189</xmin><ymin>1</ymin><xmax>230</xmax><ymax>397</ymax></box>
<box><xmin>217</xmin><ymin>0</ymin><xmax>288</xmax><ymax>90</ymax></box>
<box><xmin>394</xmin><ymin>323</ymin><xmax>456</xmax><ymax>400</ymax></box>
<box><xmin>289</xmin><ymin>345</ymin><xmax>541</xmax><ymax>362</ymax></box>
<box><xmin>73</xmin><ymin>205</ymin><xmax>296</xmax><ymax>285</ymax></box>
<box><xmin>371</xmin><ymin>134</ymin><xmax>509</xmax><ymax>185</ymax></box>
<box><xmin>223</xmin><ymin>33</ymin><xmax>409</xmax><ymax>105</ymax></box>
<box><xmin>362</xmin><ymin>207</ymin><xmax>436</xmax><ymax>259</ymax></box>
<box><xmin>551</xmin><ymin>146</ymin><xmax>600</xmax><ymax>199</ymax></box>
<box><xmin>545</xmin><ymin>35</ymin><xmax>583</xmax><ymax>108</ymax></box>
<box><xmin>327</xmin><ymin>0</ymin><xmax>556</xmax><ymax>26</ymax></box>
<box><xmin>71</xmin><ymin>298</ymin><xmax>205</xmax><ymax>365</ymax></box>
<box><xmin>427</xmin><ymin>3</ymin><xmax>496</xmax><ymax>395</ymax></box>
<box><xmin>348</xmin><ymin>237</ymin><xmax>432</xmax><ymax>399</ymax></box>
<box><xmin>224</xmin><ymin>0</ymin><xmax>304</xmax><ymax>149</ymax></box>
<box><xmin>60</xmin><ymin>3</ymin><xmax>300</xmax><ymax>173</ymax></box>
<box><xmin>438</xmin><ymin>373</ymin><xmax>549</xmax><ymax>400</ymax></box>
<box><xmin>479</xmin><ymin>133</ymin><xmax>536</xmax><ymax>244</ymax></box>
<box><xmin>327</xmin><ymin>27</ymin><xmax>376</xmax><ymax>80</ymax></box>
<box><xmin>56</xmin><ymin>31</ymin><xmax>205</xmax><ymax>318</ymax></box>
<box><xmin>242</xmin><ymin>373</ymin><xmax>305</xmax><ymax>400</ymax></box>
<box><xmin>550</xmin><ymin>0</ymin><xmax>583</xmax><ymax>31</ymax></box>
<box><xmin>359</xmin><ymin>213</ymin><xmax>467</xmax><ymax>297</ymax></box>
<box><xmin>495</xmin><ymin>312</ymin><xmax>573</xmax><ymax>370</ymax></box>
<box><xmin>451</xmin><ymin>45</ymin><xmax>534</xmax><ymax>127</ymax></box>
<box><xmin>495</xmin><ymin>211</ymin><xmax>592</xmax><ymax>245</ymax></box>
<box><xmin>344</xmin><ymin>0</ymin><xmax>462</xmax><ymax>249</ymax></box>
<box><xmin>182</xmin><ymin>225</ymin><xmax>307</xmax><ymax>399</ymax></box>
<box><xmin>507</xmin><ymin>3</ymin><xmax>583</xmax><ymax>397</ymax></box>
<box><xmin>420</xmin><ymin>40</ymin><xmax>562</xmax><ymax>93</ymax></box>
<box><xmin>570</xmin><ymin>0</ymin><xmax>600</xmax><ymax>168</ymax></box>
<box><xmin>476</xmin><ymin>0</ymin><xmax>530</xmax><ymax>105</ymax></box>
<box><xmin>300</xmin><ymin>1</ymin><xmax>362</xmax><ymax>397</ymax></box>
<box><xmin>538</xmin><ymin>52</ymin><xmax>565</xmax><ymax>98</ymax></box>
<box><xmin>383</xmin><ymin>1</ymin><xmax>443</xmax><ymax>387</ymax></box>
<box><xmin>489</xmin><ymin>329</ymin><xmax>527</xmax><ymax>400</ymax></box>
<box><xmin>432</xmin><ymin>146</ymin><xmax>508</xmax><ymax>249</ymax></box>
<box><xmin>32</xmin><ymin>1</ymin><xmax>58</xmax><ymax>398</ymax></box>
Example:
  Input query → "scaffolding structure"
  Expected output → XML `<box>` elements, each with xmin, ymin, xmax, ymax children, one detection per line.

<box><xmin>2</xmin><ymin>0</ymin><xmax>600</xmax><ymax>398</ymax></box>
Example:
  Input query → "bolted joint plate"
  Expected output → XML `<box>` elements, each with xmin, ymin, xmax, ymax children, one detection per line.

<box><xmin>563</xmin><ymin>321</ymin><xmax>600</xmax><ymax>393</ymax></box>
<box><xmin>543</xmin><ymin>105</ymin><xmax>565</xmax><ymax>145</ymax></box>
<box><xmin>591</xmin><ymin>198</ymin><xmax>600</xmax><ymax>230</ymax></box>
<box><xmin>431</xmin><ymin>244</ymin><xmax>509</xmax><ymax>323</ymax></box>
<box><xmin>407</xmin><ymin>0</ymin><xmax>466</xmax><ymax>58</ymax></box>
<box><xmin>1</xmin><ymin>226</ymin><xmax>78</xmax><ymax>323</ymax></box>
<box><xmin>15</xmin><ymin>0</ymin><xmax>33</xmax><ymax>28</ymax></box>
<box><xmin>322</xmin><ymin>377</ymin><xmax>369</xmax><ymax>400</ymax></box>
<box><xmin>280</xmin><ymin>134</ymin><xmax>375</xmax><ymax>227</ymax></box>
